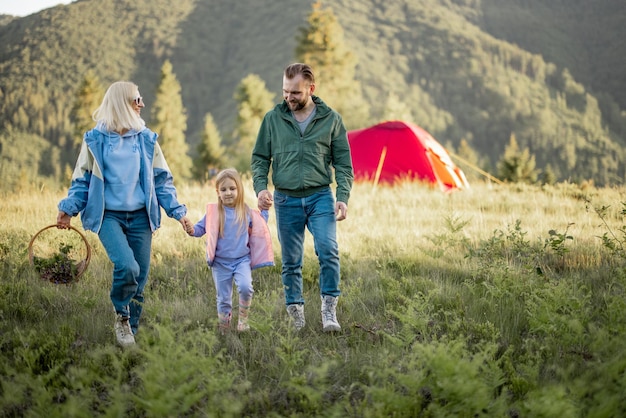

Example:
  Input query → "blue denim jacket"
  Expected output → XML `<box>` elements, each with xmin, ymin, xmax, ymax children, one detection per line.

<box><xmin>58</xmin><ymin>127</ymin><xmax>187</xmax><ymax>233</ymax></box>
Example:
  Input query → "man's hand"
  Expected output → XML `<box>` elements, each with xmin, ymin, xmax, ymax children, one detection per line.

<box><xmin>257</xmin><ymin>189</ymin><xmax>273</xmax><ymax>211</ymax></box>
<box><xmin>335</xmin><ymin>202</ymin><xmax>348</xmax><ymax>221</ymax></box>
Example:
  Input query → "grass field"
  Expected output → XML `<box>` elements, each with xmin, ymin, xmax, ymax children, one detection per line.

<box><xmin>1</xmin><ymin>179</ymin><xmax>625</xmax><ymax>417</ymax></box>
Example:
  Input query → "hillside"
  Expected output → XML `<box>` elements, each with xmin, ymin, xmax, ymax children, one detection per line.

<box><xmin>0</xmin><ymin>0</ymin><xmax>625</xmax><ymax>189</ymax></box>
<box><xmin>478</xmin><ymin>0</ymin><xmax>626</xmax><ymax>111</ymax></box>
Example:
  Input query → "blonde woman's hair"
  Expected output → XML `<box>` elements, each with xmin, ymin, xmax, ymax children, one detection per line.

<box><xmin>92</xmin><ymin>81</ymin><xmax>145</xmax><ymax>132</ymax></box>
<box><xmin>215</xmin><ymin>168</ymin><xmax>248</xmax><ymax>238</ymax></box>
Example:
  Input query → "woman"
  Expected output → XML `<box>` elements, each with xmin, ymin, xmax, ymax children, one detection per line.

<box><xmin>57</xmin><ymin>81</ymin><xmax>192</xmax><ymax>347</ymax></box>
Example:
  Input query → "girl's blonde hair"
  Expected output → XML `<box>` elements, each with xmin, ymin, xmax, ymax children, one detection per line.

<box><xmin>92</xmin><ymin>81</ymin><xmax>145</xmax><ymax>132</ymax></box>
<box><xmin>215</xmin><ymin>168</ymin><xmax>248</xmax><ymax>238</ymax></box>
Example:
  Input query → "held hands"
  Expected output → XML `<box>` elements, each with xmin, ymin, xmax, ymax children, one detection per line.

<box><xmin>179</xmin><ymin>216</ymin><xmax>194</xmax><ymax>236</ymax></box>
<box><xmin>335</xmin><ymin>202</ymin><xmax>348</xmax><ymax>221</ymax></box>
<box><xmin>257</xmin><ymin>190</ymin><xmax>273</xmax><ymax>211</ymax></box>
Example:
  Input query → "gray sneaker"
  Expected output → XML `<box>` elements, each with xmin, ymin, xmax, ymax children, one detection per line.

<box><xmin>115</xmin><ymin>314</ymin><xmax>136</xmax><ymax>347</ymax></box>
<box><xmin>321</xmin><ymin>295</ymin><xmax>341</xmax><ymax>332</ymax></box>
<box><xmin>286</xmin><ymin>304</ymin><xmax>305</xmax><ymax>330</ymax></box>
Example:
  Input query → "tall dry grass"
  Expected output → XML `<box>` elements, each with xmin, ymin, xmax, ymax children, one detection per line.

<box><xmin>1</xmin><ymin>179</ymin><xmax>625</xmax><ymax>416</ymax></box>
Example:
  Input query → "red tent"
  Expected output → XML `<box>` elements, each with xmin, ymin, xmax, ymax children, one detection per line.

<box><xmin>347</xmin><ymin>120</ymin><xmax>469</xmax><ymax>191</ymax></box>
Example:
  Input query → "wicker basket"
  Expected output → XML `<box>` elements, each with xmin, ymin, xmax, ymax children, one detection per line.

<box><xmin>28</xmin><ymin>225</ymin><xmax>92</xmax><ymax>284</ymax></box>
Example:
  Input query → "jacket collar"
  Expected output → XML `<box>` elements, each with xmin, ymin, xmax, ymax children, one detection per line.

<box><xmin>278</xmin><ymin>95</ymin><xmax>330</xmax><ymax>118</ymax></box>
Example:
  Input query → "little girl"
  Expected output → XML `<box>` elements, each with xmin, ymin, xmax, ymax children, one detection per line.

<box><xmin>188</xmin><ymin>168</ymin><xmax>274</xmax><ymax>332</ymax></box>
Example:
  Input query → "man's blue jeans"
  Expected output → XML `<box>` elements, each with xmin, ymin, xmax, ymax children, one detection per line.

<box><xmin>98</xmin><ymin>209</ymin><xmax>152</xmax><ymax>334</ymax></box>
<box><xmin>274</xmin><ymin>188</ymin><xmax>340</xmax><ymax>305</ymax></box>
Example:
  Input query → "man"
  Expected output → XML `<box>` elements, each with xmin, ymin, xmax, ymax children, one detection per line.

<box><xmin>251</xmin><ymin>63</ymin><xmax>354</xmax><ymax>332</ymax></box>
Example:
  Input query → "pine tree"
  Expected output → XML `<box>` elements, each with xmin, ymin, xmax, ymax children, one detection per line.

<box><xmin>0</xmin><ymin>127</ymin><xmax>51</xmax><ymax>192</ymax></box>
<box><xmin>540</xmin><ymin>163</ymin><xmax>557</xmax><ymax>185</ymax></box>
<box><xmin>455</xmin><ymin>138</ymin><xmax>482</xmax><ymax>182</ymax></box>
<box><xmin>497</xmin><ymin>133</ymin><xmax>538</xmax><ymax>184</ymax></box>
<box><xmin>193</xmin><ymin>112</ymin><xmax>226</xmax><ymax>182</ymax></box>
<box><xmin>382</xmin><ymin>92</ymin><xmax>413</xmax><ymax>123</ymax></box>
<box><xmin>295</xmin><ymin>1</ymin><xmax>370</xmax><ymax>129</ymax></box>
<box><xmin>70</xmin><ymin>71</ymin><xmax>104</xmax><ymax>151</ymax></box>
<box><xmin>151</xmin><ymin>60</ymin><xmax>191</xmax><ymax>181</ymax></box>
<box><xmin>231</xmin><ymin>74</ymin><xmax>275</xmax><ymax>173</ymax></box>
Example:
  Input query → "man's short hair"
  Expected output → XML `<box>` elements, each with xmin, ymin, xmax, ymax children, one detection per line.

<box><xmin>284</xmin><ymin>63</ymin><xmax>315</xmax><ymax>84</ymax></box>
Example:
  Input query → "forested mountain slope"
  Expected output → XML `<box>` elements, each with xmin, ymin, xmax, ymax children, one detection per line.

<box><xmin>478</xmin><ymin>0</ymin><xmax>626</xmax><ymax>111</ymax></box>
<box><xmin>1</xmin><ymin>0</ymin><xmax>624</xmax><ymax>189</ymax></box>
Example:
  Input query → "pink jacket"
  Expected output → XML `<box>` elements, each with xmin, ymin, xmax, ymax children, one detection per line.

<box><xmin>204</xmin><ymin>203</ymin><xmax>274</xmax><ymax>269</ymax></box>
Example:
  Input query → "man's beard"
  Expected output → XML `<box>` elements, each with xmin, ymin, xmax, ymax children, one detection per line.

<box><xmin>289</xmin><ymin>98</ymin><xmax>307</xmax><ymax>111</ymax></box>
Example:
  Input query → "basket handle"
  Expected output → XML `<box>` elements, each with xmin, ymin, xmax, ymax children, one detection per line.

<box><xmin>28</xmin><ymin>224</ymin><xmax>92</xmax><ymax>275</ymax></box>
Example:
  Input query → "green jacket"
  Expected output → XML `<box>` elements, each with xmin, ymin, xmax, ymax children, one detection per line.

<box><xmin>251</xmin><ymin>96</ymin><xmax>354</xmax><ymax>204</ymax></box>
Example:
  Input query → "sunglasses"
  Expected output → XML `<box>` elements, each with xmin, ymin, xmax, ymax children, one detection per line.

<box><xmin>132</xmin><ymin>96</ymin><xmax>143</xmax><ymax>106</ymax></box>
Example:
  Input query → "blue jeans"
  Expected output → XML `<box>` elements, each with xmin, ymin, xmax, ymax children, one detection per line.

<box><xmin>98</xmin><ymin>209</ymin><xmax>152</xmax><ymax>334</ymax></box>
<box><xmin>274</xmin><ymin>188</ymin><xmax>340</xmax><ymax>305</ymax></box>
